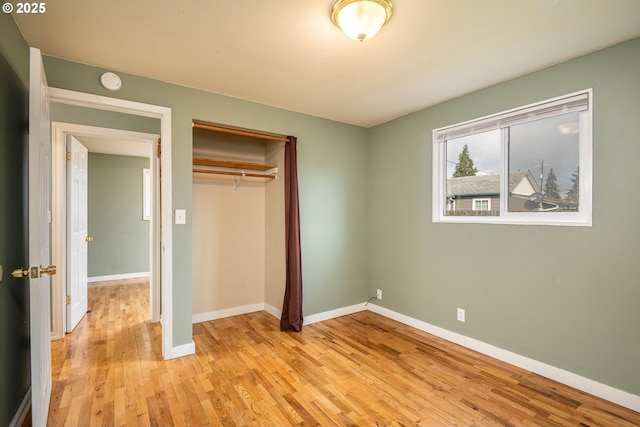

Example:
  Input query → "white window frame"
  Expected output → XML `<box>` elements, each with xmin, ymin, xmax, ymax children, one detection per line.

<box><xmin>432</xmin><ymin>89</ymin><xmax>592</xmax><ymax>226</ymax></box>
<box><xmin>472</xmin><ymin>198</ymin><xmax>491</xmax><ymax>211</ymax></box>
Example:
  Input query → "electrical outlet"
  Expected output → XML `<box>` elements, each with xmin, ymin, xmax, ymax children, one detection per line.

<box><xmin>376</xmin><ymin>289</ymin><xmax>382</xmax><ymax>300</ymax></box>
<box><xmin>457</xmin><ymin>308</ymin><xmax>465</xmax><ymax>322</ymax></box>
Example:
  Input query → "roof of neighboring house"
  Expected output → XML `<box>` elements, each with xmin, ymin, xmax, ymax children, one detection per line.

<box><xmin>447</xmin><ymin>170</ymin><xmax>541</xmax><ymax>197</ymax></box>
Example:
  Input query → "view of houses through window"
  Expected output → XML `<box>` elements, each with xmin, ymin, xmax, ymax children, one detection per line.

<box><xmin>445</xmin><ymin>111</ymin><xmax>580</xmax><ymax>216</ymax></box>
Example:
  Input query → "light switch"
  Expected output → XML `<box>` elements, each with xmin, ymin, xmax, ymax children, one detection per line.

<box><xmin>175</xmin><ymin>209</ymin><xmax>186</xmax><ymax>225</ymax></box>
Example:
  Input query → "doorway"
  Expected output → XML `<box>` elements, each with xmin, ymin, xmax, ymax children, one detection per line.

<box><xmin>51</xmin><ymin>123</ymin><xmax>160</xmax><ymax>338</ymax></box>
<box><xmin>48</xmin><ymin>88</ymin><xmax>177</xmax><ymax>360</ymax></box>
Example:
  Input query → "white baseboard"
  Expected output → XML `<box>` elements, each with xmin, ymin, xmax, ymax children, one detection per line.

<box><xmin>264</xmin><ymin>303</ymin><xmax>281</xmax><ymax>320</ymax></box>
<box><xmin>88</xmin><ymin>272</ymin><xmax>150</xmax><ymax>283</ymax></box>
<box><xmin>366</xmin><ymin>303</ymin><xmax>640</xmax><ymax>413</ymax></box>
<box><xmin>193</xmin><ymin>301</ymin><xmax>364</xmax><ymax>326</ymax></box>
<box><xmin>303</xmin><ymin>303</ymin><xmax>366</xmax><ymax>326</ymax></box>
<box><xmin>169</xmin><ymin>341</ymin><xmax>196</xmax><ymax>359</ymax></box>
<box><xmin>193</xmin><ymin>303</ymin><xmax>265</xmax><ymax>324</ymax></box>
<box><xmin>206</xmin><ymin>302</ymin><xmax>366</xmax><ymax>326</ymax></box>
<box><xmin>9</xmin><ymin>386</ymin><xmax>31</xmax><ymax>427</ymax></box>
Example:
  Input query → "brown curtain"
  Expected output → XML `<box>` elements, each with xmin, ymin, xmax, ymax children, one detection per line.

<box><xmin>280</xmin><ymin>136</ymin><xmax>303</xmax><ymax>331</ymax></box>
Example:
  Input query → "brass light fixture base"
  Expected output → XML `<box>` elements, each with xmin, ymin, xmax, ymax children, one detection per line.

<box><xmin>330</xmin><ymin>0</ymin><xmax>394</xmax><ymax>42</ymax></box>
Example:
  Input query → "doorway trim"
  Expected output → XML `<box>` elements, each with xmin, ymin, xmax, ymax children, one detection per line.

<box><xmin>51</xmin><ymin>123</ymin><xmax>160</xmax><ymax>339</ymax></box>
<box><xmin>49</xmin><ymin>87</ymin><xmax>175</xmax><ymax>360</ymax></box>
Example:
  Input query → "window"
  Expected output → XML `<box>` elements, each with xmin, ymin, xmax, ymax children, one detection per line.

<box><xmin>473</xmin><ymin>198</ymin><xmax>491</xmax><ymax>211</ymax></box>
<box><xmin>433</xmin><ymin>90</ymin><xmax>592</xmax><ymax>226</ymax></box>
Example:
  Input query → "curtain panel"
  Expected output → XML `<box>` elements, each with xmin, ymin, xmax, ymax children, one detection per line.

<box><xmin>280</xmin><ymin>136</ymin><xmax>303</xmax><ymax>331</ymax></box>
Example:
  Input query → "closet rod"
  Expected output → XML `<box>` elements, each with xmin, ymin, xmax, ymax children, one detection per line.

<box><xmin>193</xmin><ymin>168</ymin><xmax>276</xmax><ymax>179</ymax></box>
<box><xmin>193</xmin><ymin>122</ymin><xmax>289</xmax><ymax>142</ymax></box>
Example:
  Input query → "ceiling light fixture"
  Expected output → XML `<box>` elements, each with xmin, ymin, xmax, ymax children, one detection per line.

<box><xmin>330</xmin><ymin>0</ymin><xmax>394</xmax><ymax>42</ymax></box>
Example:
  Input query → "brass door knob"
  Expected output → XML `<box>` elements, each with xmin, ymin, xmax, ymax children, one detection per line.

<box><xmin>12</xmin><ymin>268</ymin><xmax>29</xmax><ymax>278</ymax></box>
<box><xmin>85</xmin><ymin>236</ymin><xmax>94</xmax><ymax>242</ymax></box>
<box><xmin>40</xmin><ymin>265</ymin><xmax>57</xmax><ymax>276</ymax></box>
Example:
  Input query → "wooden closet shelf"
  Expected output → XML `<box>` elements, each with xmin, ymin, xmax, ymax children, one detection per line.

<box><xmin>193</xmin><ymin>121</ymin><xmax>289</xmax><ymax>143</ymax></box>
<box><xmin>193</xmin><ymin>156</ymin><xmax>277</xmax><ymax>171</ymax></box>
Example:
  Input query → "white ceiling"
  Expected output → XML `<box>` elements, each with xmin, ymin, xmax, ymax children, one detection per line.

<box><xmin>13</xmin><ymin>0</ymin><xmax>640</xmax><ymax>128</ymax></box>
<box><xmin>76</xmin><ymin>135</ymin><xmax>151</xmax><ymax>158</ymax></box>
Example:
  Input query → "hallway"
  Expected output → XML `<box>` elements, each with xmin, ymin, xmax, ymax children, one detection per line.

<box><xmin>48</xmin><ymin>279</ymin><xmax>161</xmax><ymax>426</ymax></box>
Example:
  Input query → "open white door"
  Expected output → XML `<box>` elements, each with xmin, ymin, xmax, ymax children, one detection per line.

<box><xmin>29</xmin><ymin>47</ymin><xmax>52</xmax><ymax>427</ymax></box>
<box><xmin>66</xmin><ymin>135</ymin><xmax>89</xmax><ymax>332</ymax></box>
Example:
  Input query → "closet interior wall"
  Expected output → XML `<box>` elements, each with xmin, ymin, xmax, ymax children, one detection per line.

<box><xmin>192</xmin><ymin>125</ymin><xmax>285</xmax><ymax>323</ymax></box>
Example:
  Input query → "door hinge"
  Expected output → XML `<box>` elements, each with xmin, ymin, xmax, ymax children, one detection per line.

<box><xmin>66</xmin><ymin>151</ymin><xmax>71</xmax><ymax>161</ymax></box>
<box><xmin>66</xmin><ymin>295</ymin><xmax>71</xmax><ymax>305</ymax></box>
<box><xmin>156</xmin><ymin>137</ymin><xmax>161</xmax><ymax>159</ymax></box>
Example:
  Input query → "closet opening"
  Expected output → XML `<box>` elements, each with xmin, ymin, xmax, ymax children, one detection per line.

<box><xmin>191</xmin><ymin>120</ymin><xmax>289</xmax><ymax>325</ymax></box>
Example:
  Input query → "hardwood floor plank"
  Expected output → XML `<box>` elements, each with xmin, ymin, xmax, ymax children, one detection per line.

<box><xmin>98</xmin><ymin>401</ymin><xmax>114</xmax><ymax>427</ymax></box>
<box><xmin>48</xmin><ymin>282</ymin><xmax>640</xmax><ymax>426</ymax></box>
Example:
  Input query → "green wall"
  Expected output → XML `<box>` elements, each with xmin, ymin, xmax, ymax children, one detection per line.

<box><xmin>0</xmin><ymin>13</ymin><xmax>31</xmax><ymax>426</ymax></box>
<box><xmin>51</xmin><ymin>103</ymin><xmax>160</xmax><ymax>134</ymax></box>
<box><xmin>41</xmin><ymin>55</ymin><xmax>370</xmax><ymax>348</ymax></box>
<box><xmin>88</xmin><ymin>153</ymin><xmax>150</xmax><ymax>278</ymax></box>
<box><xmin>0</xmin><ymin>13</ymin><xmax>28</xmax><ymax>85</ymax></box>
<box><xmin>367</xmin><ymin>37</ymin><xmax>640</xmax><ymax>396</ymax></box>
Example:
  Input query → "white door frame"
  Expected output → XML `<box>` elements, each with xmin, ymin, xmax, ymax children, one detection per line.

<box><xmin>51</xmin><ymin>123</ymin><xmax>161</xmax><ymax>339</ymax></box>
<box><xmin>49</xmin><ymin>87</ymin><xmax>175</xmax><ymax>360</ymax></box>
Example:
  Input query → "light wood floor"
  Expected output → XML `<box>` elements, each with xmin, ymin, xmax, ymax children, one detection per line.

<box><xmin>48</xmin><ymin>281</ymin><xmax>640</xmax><ymax>426</ymax></box>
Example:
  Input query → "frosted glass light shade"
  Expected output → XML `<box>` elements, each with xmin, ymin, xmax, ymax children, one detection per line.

<box><xmin>331</xmin><ymin>0</ymin><xmax>394</xmax><ymax>42</ymax></box>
